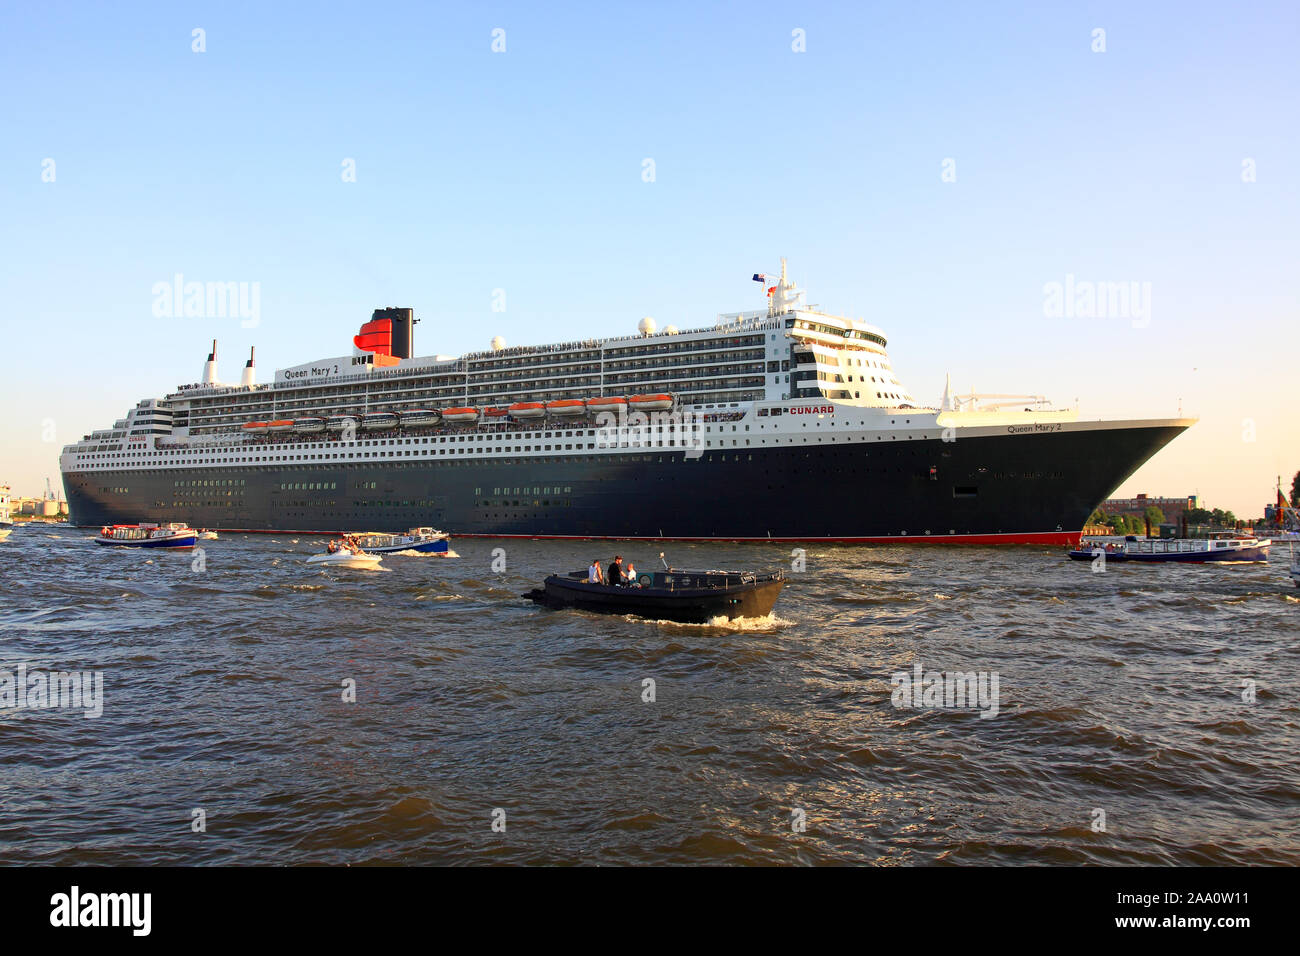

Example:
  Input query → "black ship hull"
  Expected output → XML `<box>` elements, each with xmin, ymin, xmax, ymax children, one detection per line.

<box><xmin>63</xmin><ymin>422</ymin><xmax>1187</xmax><ymax>544</ymax></box>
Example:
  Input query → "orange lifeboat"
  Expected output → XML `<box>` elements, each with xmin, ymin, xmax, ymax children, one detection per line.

<box><xmin>483</xmin><ymin>407</ymin><xmax>510</xmax><ymax>418</ymax></box>
<box><xmin>508</xmin><ymin>402</ymin><xmax>546</xmax><ymax>419</ymax></box>
<box><xmin>586</xmin><ymin>396</ymin><xmax>628</xmax><ymax>409</ymax></box>
<box><xmin>268</xmin><ymin>419</ymin><xmax>295</xmax><ymax>433</ymax></box>
<box><xmin>242</xmin><ymin>421</ymin><xmax>270</xmax><ymax>434</ymax></box>
<box><xmin>545</xmin><ymin>399</ymin><xmax>586</xmax><ymax>417</ymax></box>
<box><xmin>441</xmin><ymin>407</ymin><xmax>478</xmax><ymax>423</ymax></box>
<box><xmin>629</xmin><ymin>394</ymin><xmax>673</xmax><ymax>411</ymax></box>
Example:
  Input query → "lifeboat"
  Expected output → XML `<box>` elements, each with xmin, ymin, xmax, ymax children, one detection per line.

<box><xmin>545</xmin><ymin>399</ymin><xmax>586</xmax><ymax>417</ymax></box>
<box><xmin>586</xmin><ymin>397</ymin><xmax>628</xmax><ymax>411</ymax></box>
<box><xmin>629</xmin><ymin>394</ymin><xmax>673</xmax><ymax>411</ymax></box>
<box><xmin>325</xmin><ymin>415</ymin><xmax>357</xmax><ymax>432</ymax></box>
<box><xmin>441</xmin><ymin>407</ymin><xmax>478</xmax><ymax>423</ymax></box>
<box><xmin>268</xmin><ymin>419</ymin><xmax>295</xmax><ymax>433</ymax></box>
<box><xmin>362</xmin><ymin>412</ymin><xmax>399</xmax><ymax>430</ymax></box>
<box><xmin>241</xmin><ymin>421</ymin><xmax>270</xmax><ymax>434</ymax></box>
<box><xmin>294</xmin><ymin>417</ymin><xmax>326</xmax><ymax>433</ymax></box>
<box><xmin>507</xmin><ymin>402</ymin><xmax>546</xmax><ymax>419</ymax></box>
<box><xmin>483</xmin><ymin>407</ymin><xmax>510</xmax><ymax>419</ymax></box>
<box><xmin>399</xmin><ymin>409</ymin><xmax>440</xmax><ymax>428</ymax></box>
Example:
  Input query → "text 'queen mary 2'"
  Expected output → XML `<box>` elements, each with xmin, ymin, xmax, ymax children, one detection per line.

<box><xmin>61</xmin><ymin>262</ymin><xmax>1193</xmax><ymax>545</ymax></box>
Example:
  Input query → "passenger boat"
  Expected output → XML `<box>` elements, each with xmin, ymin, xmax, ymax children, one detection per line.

<box><xmin>1067</xmin><ymin>533</ymin><xmax>1271</xmax><ymax>563</ymax></box>
<box><xmin>352</xmin><ymin>527</ymin><xmax>452</xmax><ymax>555</ymax></box>
<box><xmin>362</xmin><ymin>412</ymin><xmax>399</xmax><ymax>430</ymax></box>
<box><xmin>61</xmin><ymin>262</ymin><xmax>1196</xmax><ymax>544</ymax></box>
<box><xmin>399</xmin><ymin>409</ymin><xmax>440</xmax><ymax>428</ymax></box>
<box><xmin>524</xmin><ymin>566</ymin><xmax>785</xmax><ymax>623</ymax></box>
<box><xmin>95</xmin><ymin>522</ymin><xmax>198</xmax><ymax>548</ymax></box>
<box><xmin>306</xmin><ymin>550</ymin><xmax>383</xmax><ymax>569</ymax></box>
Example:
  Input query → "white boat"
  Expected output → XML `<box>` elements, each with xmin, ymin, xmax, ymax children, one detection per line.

<box><xmin>198</xmin><ymin>530</ymin><xmax>219</xmax><ymax>540</ymax></box>
<box><xmin>362</xmin><ymin>412</ymin><xmax>399</xmax><ymax>431</ymax></box>
<box><xmin>294</xmin><ymin>417</ymin><xmax>326</xmax><ymax>434</ymax></box>
<box><xmin>306</xmin><ymin>550</ymin><xmax>383</xmax><ymax>569</ymax></box>
<box><xmin>399</xmin><ymin>409</ymin><xmax>440</xmax><ymax>428</ymax></box>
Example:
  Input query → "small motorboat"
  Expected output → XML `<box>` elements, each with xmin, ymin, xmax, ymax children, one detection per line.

<box><xmin>95</xmin><ymin>523</ymin><xmax>198</xmax><ymax>549</ymax></box>
<box><xmin>525</xmin><ymin>563</ymin><xmax>785</xmax><ymax>623</ymax></box>
<box><xmin>1068</xmin><ymin>533</ymin><xmax>1270</xmax><ymax>563</ymax></box>
<box><xmin>306</xmin><ymin>550</ymin><xmax>383</xmax><ymax>570</ymax></box>
<box><xmin>351</xmin><ymin>528</ymin><xmax>453</xmax><ymax>555</ymax></box>
<box><xmin>198</xmin><ymin>529</ymin><xmax>219</xmax><ymax>540</ymax></box>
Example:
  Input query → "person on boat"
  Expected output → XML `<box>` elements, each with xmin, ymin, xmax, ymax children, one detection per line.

<box><xmin>327</xmin><ymin>540</ymin><xmax>339</xmax><ymax>554</ymax></box>
<box><xmin>608</xmin><ymin>555</ymin><xmax>624</xmax><ymax>587</ymax></box>
<box><xmin>588</xmin><ymin>559</ymin><xmax>604</xmax><ymax>584</ymax></box>
<box><xmin>624</xmin><ymin>562</ymin><xmax>638</xmax><ymax>587</ymax></box>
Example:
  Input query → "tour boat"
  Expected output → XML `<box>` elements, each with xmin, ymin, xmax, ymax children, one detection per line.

<box><xmin>525</xmin><ymin>566</ymin><xmax>785</xmax><ymax>623</ymax></box>
<box><xmin>95</xmin><ymin>522</ymin><xmax>198</xmax><ymax>549</ymax></box>
<box><xmin>1067</xmin><ymin>533</ymin><xmax>1271</xmax><ymax>563</ymax></box>
<box><xmin>352</xmin><ymin>527</ymin><xmax>453</xmax><ymax>555</ymax></box>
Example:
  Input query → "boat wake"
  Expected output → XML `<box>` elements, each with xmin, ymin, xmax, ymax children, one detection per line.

<box><xmin>387</xmin><ymin>548</ymin><xmax>460</xmax><ymax>558</ymax></box>
<box><xmin>631</xmin><ymin>612</ymin><xmax>793</xmax><ymax>631</ymax></box>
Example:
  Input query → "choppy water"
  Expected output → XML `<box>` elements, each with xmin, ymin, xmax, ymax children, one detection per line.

<box><xmin>2</xmin><ymin>526</ymin><xmax>1298</xmax><ymax>865</ymax></box>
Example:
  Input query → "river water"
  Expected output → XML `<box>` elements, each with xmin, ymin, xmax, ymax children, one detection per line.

<box><xmin>2</xmin><ymin>527</ymin><xmax>1297</xmax><ymax>865</ymax></box>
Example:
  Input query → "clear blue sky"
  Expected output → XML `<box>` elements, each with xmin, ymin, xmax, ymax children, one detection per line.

<box><xmin>2</xmin><ymin>1</ymin><xmax>1297</xmax><ymax>513</ymax></box>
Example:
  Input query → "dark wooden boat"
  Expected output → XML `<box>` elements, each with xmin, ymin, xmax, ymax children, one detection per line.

<box><xmin>524</xmin><ymin>567</ymin><xmax>786</xmax><ymax>623</ymax></box>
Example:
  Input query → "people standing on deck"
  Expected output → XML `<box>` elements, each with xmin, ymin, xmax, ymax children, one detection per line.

<box><xmin>588</xmin><ymin>559</ymin><xmax>605</xmax><ymax>584</ymax></box>
<box><xmin>608</xmin><ymin>555</ymin><xmax>624</xmax><ymax>587</ymax></box>
<box><xmin>624</xmin><ymin>562</ymin><xmax>638</xmax><ymax>587</ymax></box>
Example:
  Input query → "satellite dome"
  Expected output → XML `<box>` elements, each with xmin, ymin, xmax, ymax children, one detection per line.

<box><xmin>491</xmin><ymin>336</ymin><xmax>506</xmax><ymax>351</ymax></box>
<box><xmin>637</xmin><ymin>316</ymin><xmax>656</xmax><ymax>336</ymax></box>
<box><xmin>664</xmin><ymin>325</ymin><xmax>679</xmax><ymax>335</ymax></box>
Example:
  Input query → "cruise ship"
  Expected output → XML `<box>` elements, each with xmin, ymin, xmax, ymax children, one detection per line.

<box><xmin>60</xmin><ymin>262</ymin><xmax>1193</xmax><ymax>544</ymax></box>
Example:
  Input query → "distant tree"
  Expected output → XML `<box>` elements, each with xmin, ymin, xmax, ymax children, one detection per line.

<box><xmin>1186</xmin><ymin>508</ymin><xmax>1213</xmax><ymax>524</ymax></box>
<box><xmin>1106</xmin><ymin>515</ymin><xmax>1126</xmax><ymax>532</ymax></box>
<box><xmin>1088</xmin><ymin>508</ymin><xmax>1107</xmax><ymax>526</ymax></box>
<box><xmin>1292</xmin><ymin>471</ymin><xmax>1299</xmax><ymax>507</ymax></box>
<box><xmin>1144</xmin><ymin>506</ymin><xmax>1165</xmax><ymax>527</ymax></box>
<box><xmin>1223</xmin><ymin>511</ymin><xmax>1237</xmax><ymax>527</ymax></box>
<box><xmin>1210</xmin><ymin>508</ymin><xmax>1227</xmax><ymax>527</ymax></box>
